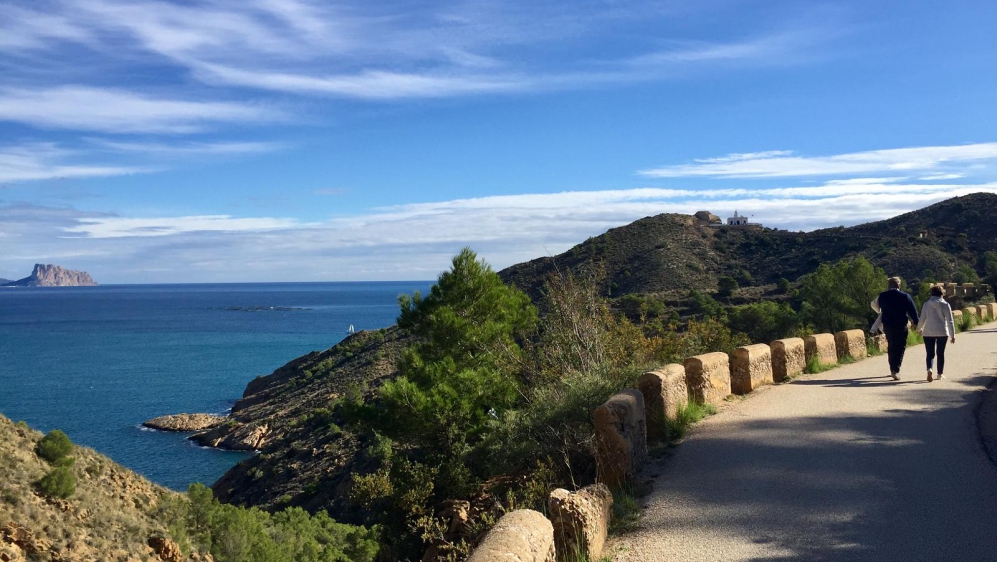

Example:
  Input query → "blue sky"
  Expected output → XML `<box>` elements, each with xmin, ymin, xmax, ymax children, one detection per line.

<box><xmin>2</xmin><ymin>0</ymin><xmax>996</xmax><ymax>283</ymax></box>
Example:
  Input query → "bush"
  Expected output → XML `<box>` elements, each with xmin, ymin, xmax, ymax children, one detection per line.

<box><xmin>800</xmin><ymin>257</ymin><xmax>886</xmax><ymax>333</ymax></box>
<box><xmin>717</xmin><ymin>276</ymin><xmax>739</xmax><ymax>298</ymax></box>
<box><xmin>665</xmin><ymin>402</ymin><xmax>716</xmax><ymax>440</ymax></box>
<box><xmin>777</xmin><ymin>278</ymin><xmax>792</xmax><ymax>293</ymax></box>
<box><xmin>37</xmin><ymin>466</ymin><xmax>76</xmax><ymax>498</ymax></box>
<box><xmin>35</xmin><ymin>429</ymin><xmax>73</xmax><ymax>464</ymax></box>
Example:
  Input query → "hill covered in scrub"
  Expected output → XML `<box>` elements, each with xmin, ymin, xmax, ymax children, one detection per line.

<box><xmin>0</xmin><ymin>414</ymin><xmax>186</xmax><ymax>562</ymax></box>
<box><xmin>500</xmin><ymin>192</ymin><xmax>997</xmax><ymax>300</ymax></box>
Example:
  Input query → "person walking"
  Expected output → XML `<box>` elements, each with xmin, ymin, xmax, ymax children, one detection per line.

<box><xmin>871</xmin><ymin>277</ymin><xmax>920</xmax><ymax>380</ymax></box>
<box><xmin>917</xmin><ymin>285</ymin><xmax>956</xmax><ymax>381</ymax></box>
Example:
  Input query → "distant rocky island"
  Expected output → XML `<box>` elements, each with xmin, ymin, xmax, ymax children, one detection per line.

<box><xmin>2</xmin><ymin>264</ymin><xmax>98</xmax><ymax>287</ymax></box>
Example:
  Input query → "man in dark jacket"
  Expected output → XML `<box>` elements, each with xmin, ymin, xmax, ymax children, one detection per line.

<box><xmin>872</xmin><ymin>277</ymin><xmax>920</xmax><ymax>380</ymax></box>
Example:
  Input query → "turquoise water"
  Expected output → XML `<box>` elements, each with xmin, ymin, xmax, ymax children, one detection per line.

<box><xmin>0</xmin><ymin>282</ymin><xmax>430</xmax><ymax>490</ymax></box>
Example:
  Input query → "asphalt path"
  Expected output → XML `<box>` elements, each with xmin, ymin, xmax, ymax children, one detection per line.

<box><xmin>612</xmin><ymin>322</ymin><xmax>997</xmax><ymax>562</ymax></box>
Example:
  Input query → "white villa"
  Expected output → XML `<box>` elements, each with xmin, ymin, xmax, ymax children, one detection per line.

<box><xmin>727</xmin><ymin>211</ymin><xmax>759</xmax><ymax>227</ymax></box>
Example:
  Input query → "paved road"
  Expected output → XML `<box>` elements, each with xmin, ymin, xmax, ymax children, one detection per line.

<box><xmin>613</xmin><ymin>323</ymin><xmax>997</xmax><ymax>562</ymax></box>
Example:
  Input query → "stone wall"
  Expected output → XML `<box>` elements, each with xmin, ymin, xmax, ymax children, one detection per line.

<box><xmin>730</xmin><ymin>344</ymin><xmax>773</xmax><ymax>395</ymax></box>
<box><xmin>683</xmin><ymin>352</ymin><xmax>731</xmax><ymax>407</ymax></box>
<box><xmin>467</xmin><ymin>510</ymin><xmax>556</xmax><ymax>562</ymax></box>
<box><xmin>962</xmin><ymin>307</ymin><xmax>977</xmax><ymax>317</ymax></box>
<box><xmin>593</xmin><ymin>390</ymin><xmax>647</xmax><ymax>489</ymax></box>
<box><xmin>977</xmin><ymin>305</ymin><xmax>990</xmax><ymax>319</ymax></box>
<box><xmin>834</xmin><ymin>330</ymin><xmax>867</xmax><ymax>361</ymax></box>
<box><xmin>771</xmin><ymin>338</ymin><xmax>805</xmax><ymax>382</ymax></box>
<box><xmin>804</xmin><ymin>334</ymin><xmax>838</xmax><ymax>367</ymax></box>
<box><xmin>548</xmin><ymin>485</ymin><xmax>612</xmax><ymax>562</ymax></box>
<box><xmin>638</xmin><ymin>365</ymin><xmax>687</xmax><ymax>441</ymax></box>
<box><xmin>953</xmin><ymin>309</ymin><xmax>963</xmax><ymax>322</ymax></box>
<box><xmin>989</xmin><ymin>303</ymin><xmax>997</xmax><ymax>318</ymax></box>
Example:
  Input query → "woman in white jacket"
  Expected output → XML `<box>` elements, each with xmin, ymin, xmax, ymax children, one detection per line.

<box><xmin>917</xmin><ymin>286</ymin><xmax>956</xmax><ymax>382</ymax></box>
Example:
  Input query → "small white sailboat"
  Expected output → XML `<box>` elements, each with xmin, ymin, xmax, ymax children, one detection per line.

<box><xmin>347</xmin><ymin>324</ymin><xmax>355</xmax><ymax>334</ymax></box>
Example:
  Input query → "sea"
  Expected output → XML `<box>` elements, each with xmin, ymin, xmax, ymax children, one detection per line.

<box><xmin>0</xmin><ymin>282</ymin><xmax>431</xmax><ymax>491</ymax></box>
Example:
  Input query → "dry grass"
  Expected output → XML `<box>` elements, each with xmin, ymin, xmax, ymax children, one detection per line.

<box><xmin>0</xmin><ymin>413</ymin><xmax>183</xmax><ymax>561</ymax></box>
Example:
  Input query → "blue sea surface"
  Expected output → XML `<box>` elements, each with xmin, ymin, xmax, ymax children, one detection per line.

<box><xmin>0</xmin><ymin>282</ymin><xmax>430</xmax><ymax>490</ymax></box>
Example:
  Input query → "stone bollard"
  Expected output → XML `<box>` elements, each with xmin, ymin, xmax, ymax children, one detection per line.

<box><xmin>730</xmin><ymin>344</ymin><xmax>773</xmax><ymax>395</ymax></box>
<box><xmin>868</xmin><ymin>334</ymin><xmax>888</xmax><ymax>353</ymax></box>
<box><xmin>804</xmin><ymin>334</ymin><xmax>838</xmax><ymax>367</ymax></box>
<box><xmin>683</xmin><ymin>352</ymin><xmax>731</xmax><ymax>408</ymax></box>
<box><xmin>771</xmin><ymin>338</ymin><xmax>805</xmax><ymax>382</ymax></box>
<box><xmin>953</xmin><ymin>310</ymin><xmax>963</xmax><ymax>322</ymax></box>
<box><xmin>548</xmin><ymin>484</ymin><xmax>613</xmax><ymax>562</ymax></box>
<box><xmin>467</xmin><ymin>510</ymin><xmax>556</xmax><ymax>562</ymax></box>
<box><xmin>988</xmin><ymin>303</ymin><xmax>997</xmax><ymax>319</ymax></box>
<box><xmin>593</xmin><ymin>390</ymin><xmax>647</xmax><ymax>490</ymax></box>
<box><xmin>963</xmin><ymin>307</ymin><xmax>977</xmax><ymax>318</ymax></box>
<box><xmin>977</xmin><ymin>305</ymin><xmax>990</xmax><ymax>319</ymax></box>
<box><xmin>945</xmin><ymin>283</ymin><xmax>957</xmax><ymax>298</ymax></box>
<box><xmin>834</xmin><ymin>330</ymin><xmax>867</xmax><ymax>361</ymax></box>
<box><xmin>638</xmin><ymin>365</ymin><xmax>688</xmax><ymax>441</ymax></box>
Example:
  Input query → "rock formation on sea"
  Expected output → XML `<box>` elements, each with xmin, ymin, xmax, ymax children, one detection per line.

<box><xmin>4</xmin><ymin>264</ymin><xmax>97</xmax><ymax>287</ymax></box>
<box><xmin>142</xmin><ymin>413</ymin><xmax>227</xmax><ymax>432</ymax></box>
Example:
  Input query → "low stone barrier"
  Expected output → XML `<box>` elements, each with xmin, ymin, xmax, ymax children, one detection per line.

<box><xmin>683</xmin><ymin>352</ymin><xmax>731</xmax><ymax>407</ymax></box>
<box><xmin>945</xmin><ymin>283</ymin><xmax>957</xmax><ymax>298</ymax></box>
<box><xmin>834</xmin><ymin>330</ymin><xmax>867</xmax><ymax>361</ymax></box>
<box><xmin>953</xmin><ymin>310</ymin><xmax>963</xmax><ymax>322</ymax></box>
<box><xmin>989</xmin><ymin>303</ymin><xmax>997</xmax><ymax>319</ymax></box>
<box><xmin>593</xmin><ymin>390</ymin><xmax>647</xmax><ymax>489</ymax></box>
<box><xmin>730</xmin><ymin>344</ymin><xmax>773</xmax><ymax>395</ymax></box>
<box><xmin>548</xmin><ymin>484</ymin><xmax>612</xmax><ymax>562</ymax></box>
<box><xmin>956</xmin><ymin>285</ymin><xmax>966</xmax><ymax>297</ymax></box>
<box><xmin>638</xmin><ymin>365</ymin><xmax>687</xmax><ymax>441</ymax></box>
<box><xmin>868</xmin><ymin>334</ymin><xmax>888</xmax><ymax>353</ymax></box>
<box><xmin>804</xmin><ymin>334</ymin><xmax>838</xmax><ymax>367</ymax></box>
<box><xmin>963</xmin><ymin>307</ymin><xmax>977</xmax><ymax>318</ymax></box>
<box><xmin>977</xmin><ymin>305</ymin><xmax>990</xmax><ymax>319</ymax></box>
<box><xmin>467</xmin><ymin>510</ymin><xmax>556</xmax><ymax>562</ymax></box>
<box><xmin>771</xmin><ymin>338</ymin><xmax>805</xmax><ymax>383</ymax></box>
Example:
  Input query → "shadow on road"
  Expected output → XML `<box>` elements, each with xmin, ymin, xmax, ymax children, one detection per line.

<box><xmin>637</xmin><ymin>370</ymin><xmax>997</xmax><ymax>562</ymax></box>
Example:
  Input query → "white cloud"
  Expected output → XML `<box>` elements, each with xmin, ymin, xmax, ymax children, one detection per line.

<box><xmin>86</xmin><ymin>139</ymin><xmax>287</xmax><ymax>156</ymax></box>
<box><xmin>64</xmin><ymin>215</ymin><xmax>305</xmax><ymax>238</ymax></box>
<box><xmin>640</xmin><ymin>143</ymin><xmax>997</xmax><ymax>178</ymax></box>
<box><xmin>0</xmin><ymin>86</ymin><xmax>279</xmax><ymax>133</ymax></box>
<box><xmin>0</xmin><ymin>143</ymin><xmax>146</xmax><ymax>183</ymax></box>
<box><xmin>6</xmin><ymin>180</ymin><xmax>995</xmax><ymax>282</ymax></box>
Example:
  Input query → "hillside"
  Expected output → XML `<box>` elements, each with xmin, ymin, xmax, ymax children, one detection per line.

<box><xmin>0</xmin><ymin>414</ymin><xmax>188</xmax><ymax>562</ymax></box>
<box><xmin>207</xmin><ymin>328</ymin><xmax>410</xmax><ymax>521</ymax></box>
<box><xmin>499</xmin><ymin>192</ymin><xmax>997</xmax><ymax>300</ymax></box>
<box><xmin>194</xmin><ymin>193</ymin><xmax>997</xmax><ymax>551</ymax></box>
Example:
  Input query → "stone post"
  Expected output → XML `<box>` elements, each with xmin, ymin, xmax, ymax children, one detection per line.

<box><xmin>638</xmin><ymin>365</ymin><xmax>688</xmax><ymax>441</ymax></box>
<box><xmin>730</xmin><ymin>344</ymin><xmax>773</xmax><ymax>395</ymax></box>
<box><xmin>683</xmin><ymin>352</ymin><xmax>731</xmax><ymax>407</ymax></box>
<box><xmin>467</xmin><ymin>510</ymin><xmax>556</xmax><ymax>562</ymax></box>
<box><xmin>771</xmin><ymin>338</ymin><xmax>805</xmax><ymax>382</ymax></box>
<box><xmin>804</xmin><ymin>334</ymin><xmax>838</xmax><ymax>367</ymax></box>
<box><xmin>834</xmin><ymin>329</ymin><xmax>867</xmax><ymax>361</ymax></box>
<box><xmin>593</xmin><ymin>390</ymin><xmax>647</xmax><ymax>490</ymax></box>
<box><xmin>548</xmin><ymin>485</ymin><xmax>613</xmax><ymax>562</ymax></box>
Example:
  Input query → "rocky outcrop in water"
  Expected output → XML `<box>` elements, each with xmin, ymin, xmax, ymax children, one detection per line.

<box><xmin>4</xmin><ymin>264</ymin><xmax>97</xmax><ymax>287</ymax></box>
<box><xmin>142</xmin><ymin>413</ymin><xmax>227</xmax><ymax>432</ymax></box>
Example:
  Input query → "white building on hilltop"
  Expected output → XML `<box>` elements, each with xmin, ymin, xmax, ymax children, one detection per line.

<box><xmin>727</xmin><ymin>210</ymin><xmax>759</xmax><ymax>227</ymax></box>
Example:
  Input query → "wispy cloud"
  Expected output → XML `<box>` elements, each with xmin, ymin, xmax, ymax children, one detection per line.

<box><xmin>0</xmin><ymin>143</ymin><xmax>146</xmax><ymax>183</ymax></box>
<box><xmin>6</xmin><ymin>179</ymin><xmax>995</xmax><ymax>282</ymax></box>
<box><xmin>86</xmin><ymin>139</ymin><xmax>287</xmax><ymax>156</ymax></box>
<box><xmin>0</xmin><ymin>86</ymin><xmax>279</xmax><ymax>133</ymax></box>
<box><xmin>639</xmin><ymin>143</ymin><xmax>997</xmax><ymax>178</ymax></box>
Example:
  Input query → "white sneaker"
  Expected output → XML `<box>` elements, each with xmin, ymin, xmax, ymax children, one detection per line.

<box><xmin>936</xmin><ymin>373</ymin><xmax>944</xmax><ymax>380</ymax></box>
<box><xmin>891</xmin><ymin>372</ymin><xmax>900</xmax><ymax>381</ymax></box>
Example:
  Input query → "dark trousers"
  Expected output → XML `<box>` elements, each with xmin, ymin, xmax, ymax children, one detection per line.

<box><xmin>883</xmin><ymin>325</ymin><xmax>908</xmax><ymax>374</ymax></box>
<box><xmin>925</xmin><ymin>336</ymin><xmax>948</xmax><ymax>374</ymax></box>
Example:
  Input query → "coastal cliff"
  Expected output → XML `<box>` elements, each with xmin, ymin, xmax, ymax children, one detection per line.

<box><xmin>4</xmin><ymin>264</ymin><xmax>97</xmax><ymax>287</ymax></box>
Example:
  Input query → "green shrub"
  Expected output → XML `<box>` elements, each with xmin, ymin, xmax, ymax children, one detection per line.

<box><xmin>799</xmin><ymin>257</ymin><xmax>886</xmax><ymax>333</ymax></box>
<box><xmin>35</xmin><ymin>429</ymin><xmax>73</xmax><ymax>464</ymax></box>
<box><xmin>804</xmin><ymin>354</ymin><xmax>834</xmax><ymax>374</ymax></box>
<box><xmin>37</xmin><ymin>466</ymin><xmax>76</xmax><ymax>498</ymax></box>
<box><xmin>906</xmin><ymin>330</ymin><xmax>924</xmax><ymax>347</ymax></box>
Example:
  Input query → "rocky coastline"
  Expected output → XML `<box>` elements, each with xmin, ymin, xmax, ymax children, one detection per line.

<box><xmin>142</xmin><ymin>413</ymin><xmax>227</xmax><ymax>432</ymax></box>
<box><xmin>3</xmin><ymin>264</ymin><xmax>97</xmax><ymax>287</ymax></box>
